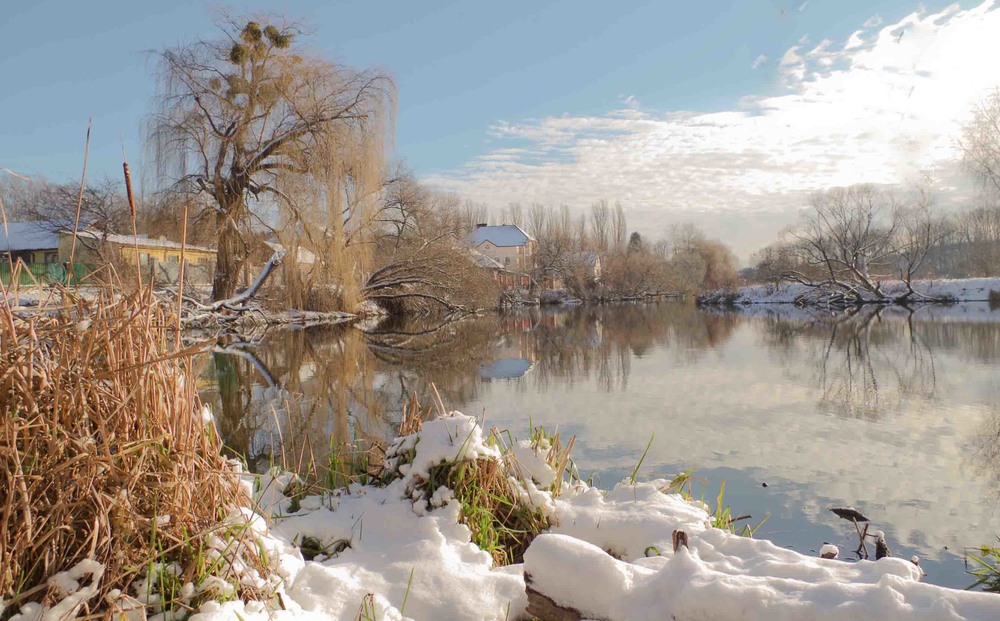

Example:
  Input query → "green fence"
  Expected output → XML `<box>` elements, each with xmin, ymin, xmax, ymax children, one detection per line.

<box><xmin>0</xmin><ymin>262</ymin><xmax>95</xmax><ymax>286</ymax></box>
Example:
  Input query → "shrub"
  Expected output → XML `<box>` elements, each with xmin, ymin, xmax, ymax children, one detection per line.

<box><xmin>0</xmin><ymin>289</ymin><xmax>267</xmax><ymax>617</ymax></box>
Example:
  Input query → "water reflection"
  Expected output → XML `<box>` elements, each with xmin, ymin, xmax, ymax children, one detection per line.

<box><xmin>199</xmin><ymin>301</ymin><xmax>1000</xmax><ymax>588</ymax></box>
<box><xmin>757</xmin><ymin>309</ymin><xmax>942</xmax><ymax>420</ymax></box>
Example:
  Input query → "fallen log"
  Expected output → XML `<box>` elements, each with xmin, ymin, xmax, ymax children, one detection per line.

<box><xmin>210</xmin><ymin>247</ymin><xmax>285</xmax><ymax>310</ymax></box>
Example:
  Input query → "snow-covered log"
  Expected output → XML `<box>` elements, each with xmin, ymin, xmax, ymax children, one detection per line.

<box><xmin>523</xmin><ymin>530</ymin><xmax>1000</xmax><ymax>621</ymax></box>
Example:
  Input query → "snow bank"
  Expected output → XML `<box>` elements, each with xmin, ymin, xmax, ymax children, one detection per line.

<box><xmin>192</xmin><ymin>411</ymin><xmax>528</xmax><ymax>621</ymax></box>
<box><xmin>17</xmin><ymin>413</ymin><xmax>1000</xmax><ymax>620</ymax></box>
<box><xmin>701</xmin><ymin>278</ymin><xmax>1000</xmax><ymax>306</ymax></box>
<box><xmin>525</xmin><ymin>531</ymin><xmax>1000</xmax><ymax>621</ymax></box>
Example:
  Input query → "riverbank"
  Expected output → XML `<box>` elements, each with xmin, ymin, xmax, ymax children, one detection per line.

<box><xmin>8</xmin><ymin>295</ymin><xmax>1000</xmax><ymax>619</ymax></box>
<box><xmin>21</xmin><ymin>411</ymin><xmax>1000</xmax><ymax>620</ymax></box>
<box><xmin>1</xmin><ymin>284</ymin><xmax>365</xmax><ymax>333</ymax></box>
<box><xmin>698</xmin><ymin>277</ymin><xmax>1000</xmax><ymax>307</ymax></box>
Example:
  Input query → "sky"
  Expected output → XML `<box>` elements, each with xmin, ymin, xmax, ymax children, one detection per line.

<box><xmin>3</xmin><ymin>0</ymin><xmax>1000</xmax><ymax>258</ymax></box>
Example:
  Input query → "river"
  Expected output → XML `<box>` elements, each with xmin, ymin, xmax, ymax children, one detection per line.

<box><xmin>198</xmin><ymin>300</ymin><xmax>1000</xmax><ymax>589</ymax></box>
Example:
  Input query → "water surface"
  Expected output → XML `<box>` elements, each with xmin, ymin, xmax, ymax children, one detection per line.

<box><xmin>199</xmin><ymin>301</ymin><xmax>1000</xmax><ymax>589</ymax></box>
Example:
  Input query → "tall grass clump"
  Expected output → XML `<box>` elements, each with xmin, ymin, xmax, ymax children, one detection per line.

<box><xmin>383</xmin><ymin>398</ymin><xmax>575</xmax><ymax>567</ymax></box>
<box><xmin>0</xmin><ymin>289</ymin><xmax>266</xmax><ymax>617</ymax></box>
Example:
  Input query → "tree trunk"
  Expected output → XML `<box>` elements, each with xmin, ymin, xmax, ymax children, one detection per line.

<box><xmin>212</xmin><ymin>207</ymin><xmax>242</xmax><ymax>301</ymax></box>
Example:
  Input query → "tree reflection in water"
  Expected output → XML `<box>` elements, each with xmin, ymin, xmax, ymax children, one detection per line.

<box><xmin>200</xmin><ymin>302</ymin><xmax>1000</xmax><ymax>478</ymax></box>
<box><xmin>198</xmin><ymin>302</ymin><xmax>739</xmax><ymax>470</ymax></box>
<box><xmin>756</xmin><ymin>305</ymin><xmax>1000</xmax><ymax>421</ymax></box>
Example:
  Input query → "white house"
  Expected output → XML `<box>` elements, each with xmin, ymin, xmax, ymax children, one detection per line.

<box><xmin>469</xmin><ymin>224</ymin><xmax>535</xmax><ymax>272</ymax></box>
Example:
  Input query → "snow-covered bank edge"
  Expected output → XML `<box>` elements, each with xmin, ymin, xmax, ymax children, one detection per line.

<box><xmin>15</xmin><ymin>412</ymin><xmax>1000</xmax><ymax>621</ymax></box>
<box><xmin>699</xmin><ymin>278</ymin><xmax>1000</xmax><ymax>307</ymax></box>
<box><xmin>2</xmin><ymin>286</ymin><xmax>375</xmax><ymax>335</ymax></box>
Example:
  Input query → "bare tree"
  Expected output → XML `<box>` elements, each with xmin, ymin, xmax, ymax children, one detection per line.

<box><xmin>952</xmin><ymin>202</ymin><xmax>1000</xmax><ymax>275</ymax></box>
<box><xmin>503</xmin><ymin>202</ymin><xmax>523</xmax><ymax>227</ymax></box>
<box><xmin>147</xmin><ymin>16</ymin><xmax>393</xmax><ymax>301</ymax></box>
<box><xmin>574</xmin><ymin>213</ymin><xmax>588</xmax><ymax>251</ymax></box>
<box><xmin>961</xmin><ymin>87</ymin><xmax>1000</xmax><ymax>199</ymax></box>
<box><xmin>8</xmin><ymin>177</ymin><xmax>129</xmax><ymax>252</ymax></box>
<box><xmin>894</xmin><ymin>190</ymin><xmax>952</xmax><ymax>296</ymax></box>
<box><xmin>611</xmin><ymin>201</ymin><xmax>627</xmax><ymax>252</ymax></box>
<box><xmin>533</xmin><ymin>211</ymin><xmax>574</xmax><ymax>285</ymax></box>
<box><xmin>787</xmin><ymin>185</ymin><xmax>901</xmax><ymax>299</ymax></box>
<box><xmin>367</xmin><ymin>181</ymin><xmax>498</xmax><ymax>312</ymax></box>
<box><xmin>0</xmin><ymin>174</ymin><xmax>44</xmax><ymax>221</ymax></box>
<box><xmin>461</xmin><ymin>200</ymin><xmax>489</xmax><ymax>231</ymax></box>
<box><xmin>527</xmin><ymin>202</ymin><xmax>547</xmax><ymax>240</ymax></box>
<box><xmin>590</xmin><ymin>199</ymin><xmax>609</xmax><ymax>251</ymax></box>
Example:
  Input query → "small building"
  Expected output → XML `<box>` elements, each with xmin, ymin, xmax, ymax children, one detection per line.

<box><xmin>573</xmin><ymin>251</ymin><xmax>602</xmax><ymax>282</ymax></box>
<box><xmin>470</xmin><ymin>249</ymin><xmax>531</xmax><ymax>289</ymax></box>
<box><xmin>62</xmin><ymin>230</ymin><xmax>217</xmax><ymax>285</ymax></box>
<box><xmin>469</xmin><ymin>224</ymin><xmax>535</xmax><ymax>272</ymax></box>
<box><xmin>0</xmin><ymin>221</ymin><xmax>61</xmax><ymax>265</ymax></box>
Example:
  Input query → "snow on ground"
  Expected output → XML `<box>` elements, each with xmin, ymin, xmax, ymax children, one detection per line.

<box><xmin>15</xmin><ymin>412</ymin><xmax>1000</xmax><ymax>620</ymax></box>
<box><xmin>525</xmin><ymin>530</ymin><xmax>1000</xmax><ymax>621</ymax></box>
<box><xmin>702</xmin><ymin>278</ymin><xmax>1000</xmax><ymax>305</ymax></box>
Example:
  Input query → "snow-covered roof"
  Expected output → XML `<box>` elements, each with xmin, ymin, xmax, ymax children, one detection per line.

<box><xmin>469</xmin><ymin>225</ymin><xmax>533</xmax><ymax>248</ymax></box>
<box><xmin>75</xmin><ymin>229</ymin><xmax>215</xmax><ymax>253</ymax></box>
<box><xmin>470</xmin><ymin>249</ymin><xmax>503</xmax><ymax>270</ymax></box>
<box><xmin>0</xmin><ymin>221</ymin><xmax>61</xmax><ymax>252</ymax></box>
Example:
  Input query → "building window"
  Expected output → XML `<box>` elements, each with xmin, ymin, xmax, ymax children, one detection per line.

<box><xmin>505</xmin><ymin>257</ymin><xmax>510</xmax><ymax>266</ymax></box>
<box><xmin>167</xmin><ymin>254</ymin><xmax>179</xmax><ymax>263</ymax></box>
<box><xmin>44</xmin><ymin>252</ymin><xmax>58</xmax><ymax>264</ymax></box>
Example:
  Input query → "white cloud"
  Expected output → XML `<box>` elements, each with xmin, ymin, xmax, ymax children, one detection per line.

<box><xmin>424</xmin><ymin>1</ymin><xmax>1000</xmax><ymax>259</ymax></box>
<box><xmin>845</xmin><ymin>29</ymin><xmax>866</xmax><ymax>49</ymax></box>
<box><xmin>751</xmin><ymin>54</ymin><xmax>768</xmax><ymax>70</ymax></box>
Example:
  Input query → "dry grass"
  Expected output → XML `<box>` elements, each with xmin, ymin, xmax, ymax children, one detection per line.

<box><xmin>0</xmin><ymin>286</ymin><xmax>262</xmax><ymax>617</ymax></box>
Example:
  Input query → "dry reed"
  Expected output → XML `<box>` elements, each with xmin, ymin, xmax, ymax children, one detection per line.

<box><xmin>0</xmin><ymin>288</ymin><xmax>260</xmax><ymax>617</ymax></box>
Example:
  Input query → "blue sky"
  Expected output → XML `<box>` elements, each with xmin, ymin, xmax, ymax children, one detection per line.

<box><xmin>3</xmin><ymin>0</ymin><xmax>999</xmax><ymax>255</ymax></box>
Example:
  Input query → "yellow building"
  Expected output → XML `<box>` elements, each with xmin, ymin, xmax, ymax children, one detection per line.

<box><xmin>59</xmin><ymin>230</ymin><xmax>217</xmax><ymax>285</ymax></box>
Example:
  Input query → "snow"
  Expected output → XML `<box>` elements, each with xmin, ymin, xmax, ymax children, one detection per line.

<box><xmin>511</xmin><ymin>439</ymin><xmax>556</xmax><ymax>488</ymax></box>
<box><xmin>16</xmin><ymin>413</ymin><xmax>1000</xmax><ymax>620</ymax></box>
<box><xmin>384</xmin><ymin>412</ymin><xmax>501</xmax><ymax>480</ymax></box>
<box><xmin>821</xmin><ymin>543</ymin><xmax>840</xmax><ymax>559</ymax></box>
<box><xmin>0</xmin><ymin>221</ymin><xmax>62</xmax><ymax>252</ymax></box>
<box><xmin>701</xmin><ymin>278</ymin><xmax>1000</xmax><ymax>305</ymax></box>
<box><xmin>9</xmin><ymin>559</ymin><xmax>106</xmax><ymax>621</ymax></box>
<box><xmin>75</xmin><ymin>229</ymin><xmax>215</xmax><ymax>253</ymax></box>
<box><xmin>525</xmin><ymin>531</ymin><xmax>1000</xmax><ymax>621</ymax></box>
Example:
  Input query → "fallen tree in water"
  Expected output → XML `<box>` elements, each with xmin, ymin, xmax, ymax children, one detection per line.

<box><xmin>158</xmin><ymin>248</ymin><xmax>360</xmax><ymax>332</ymax></box>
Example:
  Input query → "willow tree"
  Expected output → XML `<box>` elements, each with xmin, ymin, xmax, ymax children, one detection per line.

<box><xmin>147</xmin><ymin>16</ymin><xmax>393</xmax><ymax>301</ymax></box>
